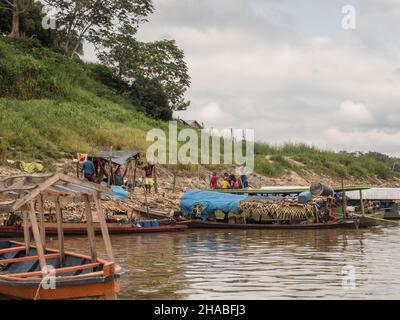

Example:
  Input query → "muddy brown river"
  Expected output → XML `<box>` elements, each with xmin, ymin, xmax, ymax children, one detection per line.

<box><xmin>5</xmin><ymin>225</ymin><xmax>400</xmax><ymax>299</ymax></box>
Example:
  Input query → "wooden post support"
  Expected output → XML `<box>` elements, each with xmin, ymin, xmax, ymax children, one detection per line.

<box><xmin>29</xmin><ymin>201</ymin><xmax>46</xmax><ymax>271</ymax></box>
<box><xmin>76</xmin><ymin>160</ymin><xmax>80</xmax><ymax>179</ymax></box>
<box><xmin>22</xmin><ymin>211</ymin><xmax>30</xmax><ymax>255</ymax></box>
<box><xmin>93</xmin><ymin>191</ymin><xmax>115</xmax><ymax>263</ymax></box>
<box><xmin>172</xmin><ymin>171</ymin><xmax>176</xmax><ymax>194</ymax></box>
<box><xmin>360</xmin><ymin>189</ymin><xmax>365</xmax><ymax>217</ymax></box>
<box><xmin>154</xmin><ymin>165</ymin><xmax>158</xmax><ymax>194</ymax></box>
<box><xmin>144</xmin><ymin>185</ymin><xmax>150</xmax><ymax>218</ymax></box>
<box><xmin>55</xmin><ymin>198</ymin><xmax>65</xmax><ymax>266</ymax></box>
<box><xmin>37</xmin><ymin>195</ymin><xmax>46</xmax><ymax>248</ymax></box>
<box><xmin>84</xmin><ymin>194</ymin><xmax>97</xmax><ymax>262</ymax></box>
<box><xmin>133</xmin><ymin>159</ymin><xmax>138</xmax><ymax>190</ymax></box>
<box><xmin>341</xmin><ymin>178</ymin><xmax>347</xmax><ymax>218</ymax></box>
<box><xmin>108</xmin><ymin>146</ymin><xmax>113</xmax><ymax>186</ymax></box>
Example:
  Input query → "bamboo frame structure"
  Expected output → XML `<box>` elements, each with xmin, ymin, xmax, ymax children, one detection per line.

<box><xmin>0</xmin><ymin>173</ymin><xmax>116</xmax><ymax>274</ymax></box>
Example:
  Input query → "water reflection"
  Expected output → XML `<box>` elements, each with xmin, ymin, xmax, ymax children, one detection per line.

<box><xmin>3</xmin><ymin>225</ymin><xmax>400</xmax><ymax>299</ymax></box>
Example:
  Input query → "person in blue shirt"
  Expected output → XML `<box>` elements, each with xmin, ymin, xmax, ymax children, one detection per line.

<box><xmin>240</xmin><ymin>174</ymin><xmax>249</xmax><ymax>189</ymax></box>
<box><xmin>81</xmin><ymin>159</ymin><xmax>96</xmax><ymax>182</ymax></box>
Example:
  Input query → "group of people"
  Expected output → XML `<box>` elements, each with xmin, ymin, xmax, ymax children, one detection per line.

<box><xmin>210</xmin><ymin>172</ymin><xmax>249</xmax><ymax>190</ymax></box>
<box><xmin>81</xmin><ymin>158</ymin><xmax>157</xmax><ymax>193</ymax></box>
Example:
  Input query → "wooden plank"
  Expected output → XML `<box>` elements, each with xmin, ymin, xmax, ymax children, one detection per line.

<box><xmin>0</xmin><ymin>246</ymin><xmax>26</xmax><ymax>255</ymax></box>
<box><xmin>93</xmin><ymin>191</ymin><xmax>115</xmax><ymax>263</ymax></box>
<box><xmin>29</xmin><ymin>201</ymin><xmax>47</xmax><ymax>271</ymax></box>
<box><xmin>0</xmin><ymin>185</ymin><xmax>38</xmax><ymax>194</ymax></box>
<box><xmin>55</xmin><ymin>198</ymin><xmax>65</xmax><ymax>267</ymax></box>
<box><xmin>84</xmin><ymin>195</ymin><xmax>97</xmax><ymax>262</ymax></box>
<box><xmin>0</xmin><ymin>253</ymin><xmax>59</xmax><ymax>265</ymax></box>
<box><xmin>22</xmin><ymin>211</ymin><xmax>30</xmax><ymax>255</ymax></box>
<box><xmin>5</xmin><ymin>262</ymin><xmax>100</xmax><ymax>278</ymax></box>
<box><xmin>1</xmin><ymin>271</ymin><xmax>104</xmax><ymax>282</ymax></box>
<box><xmin>37</xmin><ymin>195</ymin><xmax>46</xmax><ymax>248</ymax></box>
<box><xmin>11</xmin><ymin>174</ymin><xmax>61</xmax><ymax>212</ymax></box>
<box><xmin>360</xmin><ymin>189</ymin><xmax>365</xmax><ymax>216</ymax></box>
<box><xmin>0</xmin><ymin>174</ymin><xmax>54</xmax><ymax>189</ymax></box>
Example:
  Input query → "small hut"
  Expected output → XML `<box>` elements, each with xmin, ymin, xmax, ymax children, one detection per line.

<box><xmin>89</xmin><ymin>150</ymin><xmax>141</xmax><ymax>186</ymax></box>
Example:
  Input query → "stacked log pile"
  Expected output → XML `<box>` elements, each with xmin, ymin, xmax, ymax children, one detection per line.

<box><xmin>39</xmin><ymin>188</ymin><xmax>182</xmax><ymax>221</ymax></box>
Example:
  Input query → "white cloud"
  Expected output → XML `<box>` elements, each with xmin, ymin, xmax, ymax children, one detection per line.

<box><xmin>324</xmin><ymin>127</ymin><xmax>400</xmax><ymax>154</ymax></box>
<box><xmin>175</xmin><ymin>102</ymin><xmax>234</xmax><ymax>127</ymax></box>
<box><xmin>335</xmin><ymin>100</ymin><xmax>375</xmax><ymax>124</ymax></box>
<box><xmin>120</xmin><ymin>0</ymin><xmax>400</xmax><ymax>155</ymax></box>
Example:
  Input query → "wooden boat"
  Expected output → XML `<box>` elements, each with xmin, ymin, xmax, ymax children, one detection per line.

<box><xmin>0</xmin><ymin>222</ymin><xmax>187</xmax><ymax>237</ymax></box>
<box><xmin>0</xmin><ymin>173</ymin><xmax>125</xmax><ymax>299</ymax></box>
<box><xmin>178</xmin><ymin>220</ymin><xmax>342</xmax><ymax>229</ymax></box>
<box><xmin>0</xmin><ymin>240</ymin><xmax>123</xmax><ymax>300</ymax></box>
<box><xmin>178</xmin><ymin>216</ymin><xmax>378</xmax><ymax>230</ymax></box>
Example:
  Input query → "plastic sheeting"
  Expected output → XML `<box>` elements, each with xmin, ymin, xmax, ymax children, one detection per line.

<box><xmin>180</xmin><ymin>189</ymin><xmax>247</xmax><ymax>221</ymax></box>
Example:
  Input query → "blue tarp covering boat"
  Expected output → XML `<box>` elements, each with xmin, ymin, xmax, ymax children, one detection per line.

<box><xmin>180</xmin><ymin>189</ymin><xmax>248</xmax><ymax>221</ymax></box>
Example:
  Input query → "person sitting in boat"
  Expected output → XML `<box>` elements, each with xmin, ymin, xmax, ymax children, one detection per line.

<box><xmin>230</xmin><ymin>174</ymin><xmax>241</xmax><ymax>189</ymax></box>
<box><xmin>81</xmin><ymin>159</ymin><xmax>96</xmax><ymax>182</ymax></box>
<box><xmin>221</xmin><ymin>176</ymin><xmax>231</xmax><ymax>189</ymax></box>
<box><xmin>210</xmin><ymin>172</ymin><xmax>220</xmax><ymax>189</ymax></box>
<box><xmin>240</xmin><ymin>174</ymin><xmax>249</xmax><ymax>189</ymax></box>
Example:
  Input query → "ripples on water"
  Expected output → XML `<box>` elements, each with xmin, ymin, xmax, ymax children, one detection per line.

<box><xmin>17</xmin><ymin>226</ymin><xmax>400</xmax><ymax>299</ymax></box>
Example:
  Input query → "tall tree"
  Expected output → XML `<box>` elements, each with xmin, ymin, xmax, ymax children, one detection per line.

<box><xmin>43</xmin><ymin>0</ymin><xmax>153</xmax><ymax>56</ymax></box>
<box><xmin>99</xmin><ymin>31</ymin><xmax>191</xmax><ymax>111</ymax></box>
<box><xmin>0</xmin><ymin>0</ymin><xmax>33</xmax><ymax>37</ymax></box>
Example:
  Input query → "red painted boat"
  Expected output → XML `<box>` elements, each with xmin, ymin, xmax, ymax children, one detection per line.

<box><xmin>0</xmin><ymin>223</ymin><xmax>187</xmax><ymax>237</ymax></box>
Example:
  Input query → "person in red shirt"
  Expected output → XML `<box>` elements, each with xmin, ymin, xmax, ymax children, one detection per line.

<box><xmin>210</xmin><ymin>172</ymin><xmax>220</xmax><ymax>189</ymax></box>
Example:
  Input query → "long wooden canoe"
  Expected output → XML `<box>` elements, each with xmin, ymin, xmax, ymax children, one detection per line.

<box><xmin>0</xmin><ymin>240</ymin><xmax>123</xmax><ymax>300</ymax></box>
<box><xmin>0</xmin><ymin>222</ymin><xmax>187</xmax><ymax>237</ymax></box>
<box><xmin>178</xmin><ymin>218</ymin><xmax>377</xmax><ymax>230</ymax></box>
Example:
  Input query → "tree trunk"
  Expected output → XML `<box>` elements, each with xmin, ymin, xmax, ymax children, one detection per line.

<box><xmin>10</xmin><ymin>10</ymin><xmax>20</xmax><ymax>37</ymax></box>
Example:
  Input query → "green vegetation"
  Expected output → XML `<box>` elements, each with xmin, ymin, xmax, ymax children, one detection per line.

<box><xmin>254</xmin><ymin>142</ymin><xmax>398</xmax><ymax>180</ymax></box>
<box><xmin>0</xmin><ymin>36</ymin><xmax>166</xmax><ymax>164</ymax></box>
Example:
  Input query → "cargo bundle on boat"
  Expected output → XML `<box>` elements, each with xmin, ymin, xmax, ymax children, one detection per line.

<box><xmin>178</xmin><ymin>185</ymin><xmax>378</xmax><ymax>229</ymax></box>
<box><xmin>0</xmin><ymin>173</ymin><xmax>123</xmax><ymax>300</ymax></box>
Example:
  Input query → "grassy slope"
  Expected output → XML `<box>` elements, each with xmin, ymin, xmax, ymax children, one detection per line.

<box><xmin>0</xmin><ymin>36</ymin><xmax>398</xmax><ymax>181</ymax></box>
<box><xmin>0</xmin><ymin>37</ymin><xmax>166</xmax><ymax>163</ymax></box>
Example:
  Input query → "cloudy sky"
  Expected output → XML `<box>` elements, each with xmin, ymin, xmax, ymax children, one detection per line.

<box><xmin>95</xmin><ymin>0</ymin><xmax>400</xmax><ymax>155</ymax></box>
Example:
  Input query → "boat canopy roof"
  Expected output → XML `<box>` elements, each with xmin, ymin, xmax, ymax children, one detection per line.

<box><xmin>210</xmin><ymin>185</ymin><xmax>370</xmax><ymax>196</ymax></box>
<box><xmin>346</xmin><ymin>188</ymin><xmax>400</xmax><ymax>201</ymax></box>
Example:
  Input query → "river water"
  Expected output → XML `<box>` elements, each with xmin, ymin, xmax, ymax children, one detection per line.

<box><xmin>41</xmin><ymin>224</ymin><xmax>400</xmax><ymax>300</ymax></box>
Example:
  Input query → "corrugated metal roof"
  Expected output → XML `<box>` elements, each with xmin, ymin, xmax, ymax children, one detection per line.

<box><xmin>346</xmin><ymin>188</ymin><xmax>400</xmax><ymax>200</ymax></box>
<box><xmin>90</xmin><ymin>150</ymin><xmax>140</xmax><ymax>165</ymax></box>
